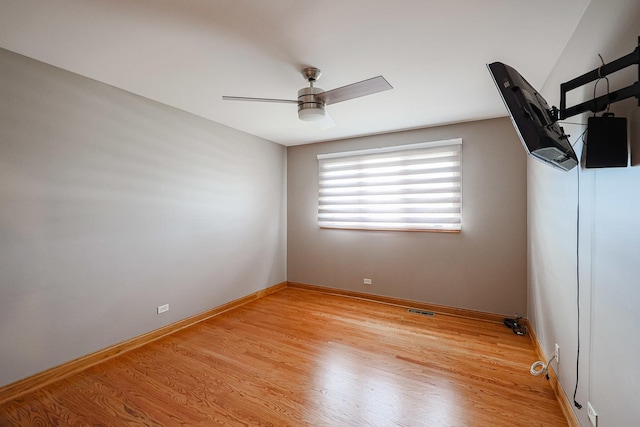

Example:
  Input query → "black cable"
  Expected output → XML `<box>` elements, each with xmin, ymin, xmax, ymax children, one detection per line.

<box><xmin>572</xmin><ymin>128</ymin><xmax>588</xmax><ymax>149</ymax></box>
<box><xmin>593</xmin><ymin>53</ymin><xmax>611</xmax><ymax>116</ymax></box>
<box><xmin>573</xmin><ymin>153</ymin><xmax>583</xmax><ymax>410</ymax></box>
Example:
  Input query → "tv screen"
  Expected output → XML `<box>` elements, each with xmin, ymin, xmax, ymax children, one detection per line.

<box><xmin>487</xmin><ymin>62</ymin><xmax>578</xmax><ymax>171</ymax></box>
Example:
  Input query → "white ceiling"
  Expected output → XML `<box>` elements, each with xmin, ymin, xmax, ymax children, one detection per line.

<box><xmin>0</xmin><ymin>0</ymin><xmax>592</xmax><ymax>146</ymax></box>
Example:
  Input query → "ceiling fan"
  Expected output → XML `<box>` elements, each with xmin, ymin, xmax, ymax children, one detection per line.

<box><xmin>222</xmin><ymin>67</ymin><xmax>393</xmax><ymax>125</ymax></box>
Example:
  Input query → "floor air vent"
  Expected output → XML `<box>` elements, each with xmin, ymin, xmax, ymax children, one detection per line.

<box><xmin>408</xmin><ymin>308</ymin><xmax>435</xmax><ymax>316</ymax></box>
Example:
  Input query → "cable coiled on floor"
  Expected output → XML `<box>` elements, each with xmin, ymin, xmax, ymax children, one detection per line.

<box><xmin>530</xmin><ymin>353</ymin><xmax>558</xmax><ymax>378</ymax></box>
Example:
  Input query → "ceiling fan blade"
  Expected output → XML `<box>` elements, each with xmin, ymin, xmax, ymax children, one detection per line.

<box><xmin>316</xmin><ymin>76</ymin><xmax>392</xmax><ymax>105</ymax></box>
<box><xmin>222</xmin><ymin>96</ymin><xmax>298</xmax><ymax>104</ymax></box>
<box><xmin>318</xmin><ymin>110</ymin><xmax>336</xmax><ymax>130</ymax></box>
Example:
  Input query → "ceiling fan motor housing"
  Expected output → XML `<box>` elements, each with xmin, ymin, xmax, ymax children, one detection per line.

<box><xmin>298</xmin><ymin>87</ymin><xmax>326</xmax><ymax>121</ymax></box>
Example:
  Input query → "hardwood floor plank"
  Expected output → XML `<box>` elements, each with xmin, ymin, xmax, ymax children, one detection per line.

<box><xmin>0</xmin><ymin>287</ymin><xmax>568</xmax><ymax>426</ymax></box>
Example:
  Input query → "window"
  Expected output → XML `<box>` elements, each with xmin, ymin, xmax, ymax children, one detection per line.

<box><xmin>317</xmin><ymin>139</ymin><xmax>462</xmax><ymax>232</ymax></box>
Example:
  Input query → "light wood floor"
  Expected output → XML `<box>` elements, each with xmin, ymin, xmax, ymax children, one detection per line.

<box><xmin>0</xmin><ymin>287</ymin><xmax>567</xmax><ymax>426</ymax></box>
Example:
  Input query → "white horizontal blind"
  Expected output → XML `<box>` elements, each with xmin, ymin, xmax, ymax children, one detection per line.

<box><xmin>317</xmin><ymin>139</ymin><xmax>462</xmax><ymax>231</ymax></box>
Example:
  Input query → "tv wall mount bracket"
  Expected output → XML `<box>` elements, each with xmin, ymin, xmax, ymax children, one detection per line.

<box><xmin>553</xmin><ymin>36</ymin><xmax>640</xmax><ymax>121</ymax></box>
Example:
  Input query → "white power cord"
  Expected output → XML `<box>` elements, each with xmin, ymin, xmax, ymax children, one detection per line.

<box><xmin>530</xmin><ymin>353</ymin><xmax>558</xmax><ymax>378</ymax></box>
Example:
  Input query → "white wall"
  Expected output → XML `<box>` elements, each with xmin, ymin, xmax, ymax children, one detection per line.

<box><xmin>0</xmin><ymin>48</ymin><xmax>287</xmax><ymax>387</ymax></box>
<box><xmin>288</xmin><ymin>118</ymin><xmax>528</xmax><ymax>316</ymax></box>
<box><xmin>530</xmin><ymin>1</ymin><xmax>640</xmax><ymax>425</ymax></box>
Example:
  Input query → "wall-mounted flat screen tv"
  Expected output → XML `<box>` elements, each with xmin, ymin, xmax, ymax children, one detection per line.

<box><xmin>488</xmin><ymin>62</ymin><xmax>578</xmax><ymax>171</ymax></box>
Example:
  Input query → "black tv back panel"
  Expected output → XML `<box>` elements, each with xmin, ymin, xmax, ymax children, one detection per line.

<box><xmin>487</xmin><ymin>62</ymin><xmax>578</xmax><ymax>171</ymax></box>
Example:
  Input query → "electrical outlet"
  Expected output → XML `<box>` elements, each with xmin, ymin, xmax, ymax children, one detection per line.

<box><xmin>554</xmin><ymin>343</ymin><xmax>559</xmax><ymax>364</ymax></box>
<box><xmin>157</xmin><ymin>304</ymin><xmax>169</xmax><ymax>314</ymax></box>
<box><xmin>587</xmin><ymin>402</ymin><xmax>598</xmax><ymax>426</ymax></box>
<box><xmin>363</xmin><ymin>278</ymin><xmax>372</xmax><ymax>285</ymax></box>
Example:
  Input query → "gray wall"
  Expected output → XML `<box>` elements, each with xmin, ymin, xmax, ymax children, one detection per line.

<box><xmin>531</xmin><ymin>1</ymin><xmax>640</xmax><ymax>425</ymax></box>
<box><xmin>287</xmin><ymin>118</ymin><xmax>527</xmax><ymax>316</ymax></box>
<box><xmin>0</xmin><ymin>48</ymin><xmax>287</xmax><ymax>387</ymax></box>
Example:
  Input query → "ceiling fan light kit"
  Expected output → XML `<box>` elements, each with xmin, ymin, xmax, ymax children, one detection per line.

<box><xmin>298</xmin><ymin>86</ymin><xmax>326</xmax><ymax>121</ymax></box>
<box><xmin>222</xmin><ymin>66</ymin><xmax>393</xmax><ymax>125</ymax></box>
